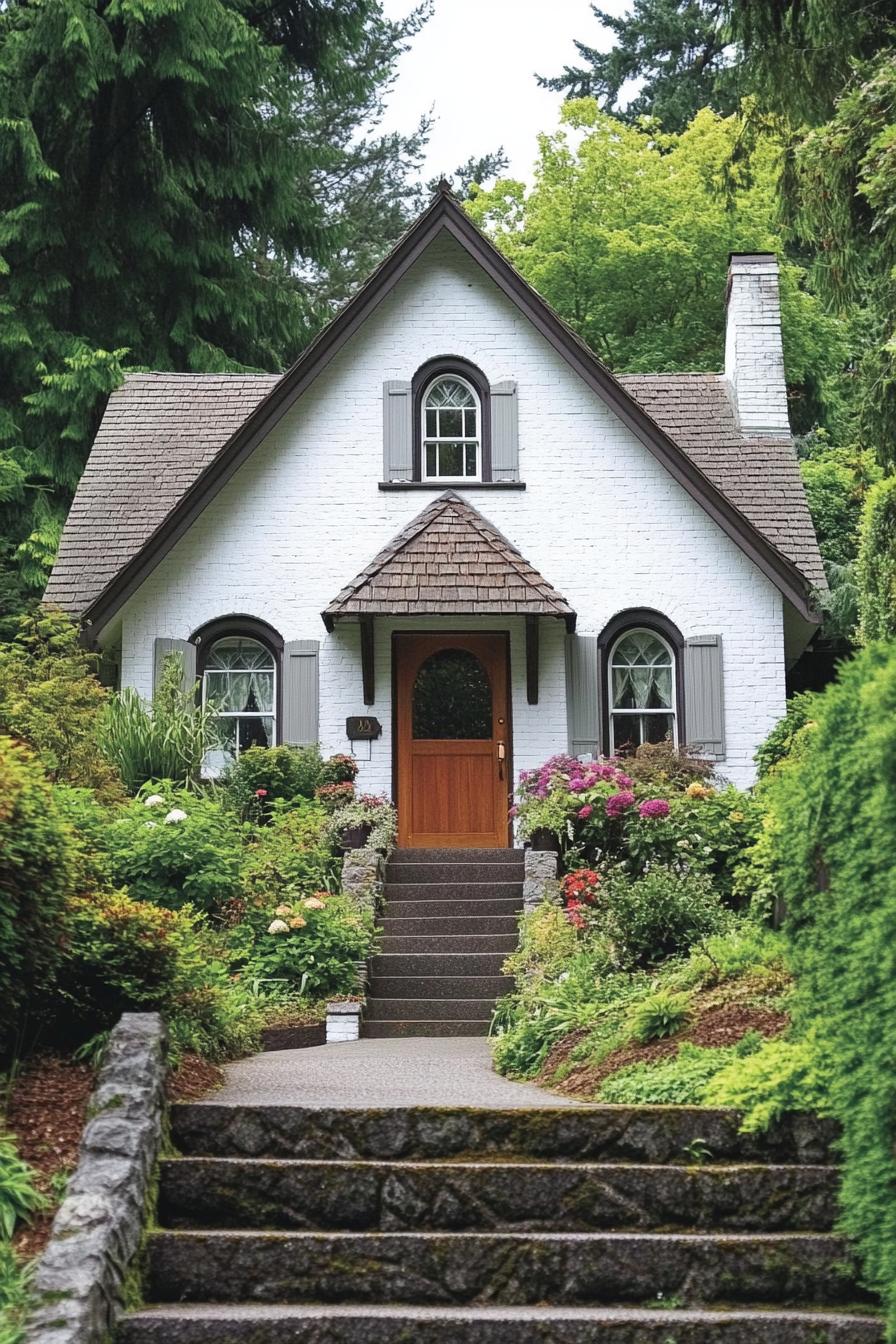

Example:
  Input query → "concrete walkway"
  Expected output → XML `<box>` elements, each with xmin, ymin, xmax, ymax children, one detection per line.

<box><xmin>202</xmin><ymin>1037</ymin><xmax>582</xmax><ymax>1109</ymax></box>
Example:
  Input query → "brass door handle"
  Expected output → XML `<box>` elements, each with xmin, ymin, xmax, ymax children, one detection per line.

<box><xmin>497</xmin><ymin>740</ymin><xmax>505</xmax><ymax>780</ymax></box>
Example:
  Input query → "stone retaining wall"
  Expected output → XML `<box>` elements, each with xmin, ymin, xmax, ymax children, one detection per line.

<box><xmin>26</xmin><ymin>1013</ymin><xmax>168</xmax><ymax>1344</ymax></box>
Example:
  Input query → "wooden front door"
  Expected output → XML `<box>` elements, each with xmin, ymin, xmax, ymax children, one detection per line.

<box><xmin>395</xmin><ymin>633</ymin><xmax>511</xmax><ymax>849</ymax></box>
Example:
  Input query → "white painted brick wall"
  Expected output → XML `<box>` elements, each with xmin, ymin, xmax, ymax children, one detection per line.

<box><xmin>725</xmin><ymin>255</ymin><xmax>790</xmax><ymax>435</ymax></box>
<box><xmin>119</xmin><ymin>235</ymin><xmax>786</xmax><ymax>791</ymax></box>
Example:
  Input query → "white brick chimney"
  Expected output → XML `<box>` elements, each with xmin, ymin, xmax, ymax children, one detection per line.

<box><xmin>725</xmin><ymin>253</ymin><xmax>790</xmax><ymax>435</ymax></box>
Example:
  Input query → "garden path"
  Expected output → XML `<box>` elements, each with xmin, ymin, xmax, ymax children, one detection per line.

<box><xmin>199</xmin><ymin>1037</ymin><xmax>581</xmax><ymax>1108</ymax></box>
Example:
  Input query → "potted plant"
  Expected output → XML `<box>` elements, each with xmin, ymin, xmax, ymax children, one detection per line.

<box><xmin>329</xmin><ymin>794</ymin><xmax>397</xmax><ymax>854</ymax></box>
<box><xmin>515</xmin><ymin>793</ymin><xmax>571</xmax><ymax>854</ymax></box>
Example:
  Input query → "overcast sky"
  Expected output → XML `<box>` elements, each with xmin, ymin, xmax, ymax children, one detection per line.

<box><xmin>379</xmin><ymin>0</ymin><xmax>630</xmax><ymax>184</ymax></box>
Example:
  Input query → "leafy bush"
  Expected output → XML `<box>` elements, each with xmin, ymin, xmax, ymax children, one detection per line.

<box><xmin>100</xmin><ymin>653</ymin><xmax>220</xmax><ymax>792</ymax></box>
<box><xmin>600</xmin><ymin>1038</ymin><xmax>761</xmax><ymax>1106</ymax></box>
<box><xmin>225</xmin><ymin>744</ymin><xmax>325</xmax><ymax>816</ymax></box>
<box><xmin>754</xmin><ymin>692</ymin><xmax>818</xmax><ymax>778</ymax></box>
<box><xmin>600</xmin><ymin>868</ymin><xmax>729</xmax><ymax>968</ymax></box>
<box><xmin>856</xmin><ymin>475</ymin><xmax>896</xmax><ymax>642</ymax></box>
<box><xmin>502</xmin><ymin>900</ymin><xmax>596</xmax><ymax>990</ymax></box>
<box><xmin>328</xmin><ymin>794</ymin><xmax>397</xmax><ymax>853</ymax></box>
<box><xmin>318</xmin><ymin>753</ymin><xmax>358</xmax><ymax>786</ymax></box>
<box><xmin>622</xmin><ymin>741</ymin><xmax>715</xmax><ymax>788</ymax></box>
<box><xmin>243</xmin><ymin>892</ymin><xmax>373</xmax><ymax>998</ymax></box>
<box><xmin>0</xmin><ymin>1133</ymin><xmax>45</xmax><ymax>1238</ymax></box>
<box><xmin>53</xmin><ymin>888</ymin><xmax>261</xmax><ymax>1061</ymax></box>
<box><xmin>0</xmin><ymin>736</ymin><xmax>75</xmax><ymax>1052</ymax></box>
<box><xmin>754</xmin><ymin>641</ymin><xmax>896</xmax><ymax>1331</ymax></box>
<box><xmin>51</xmin><ymin>784</ymin><xmax>115</xmax><ymax>894</ymax></box>
<box><xmin>105</xmin><ymin>786</ymin><xmax>246</xmax><ymax>913</ymax></box>
<box><xmin>0</xmin><ymin>606</ymin><xmax>122</xmax><ymax>798</ymax></box>
<box><xmin>0</xmin><ymin>1238</ymin><xmax>31</xmax><ymax>1344</ymax></box>
<box><xmin>627</xmin><ymin>989</ymin><xmax>692</xmax><ymax>1043</ymax></box>
<box><xmin>706</xmin><ymin>1035</ymin><xmax>830</xmax><ymax>1133</ymax></box>
<box><xmin>240</xmin><ymin>802</ymin><xmax>337</xmax><ymax>907</ymax></box>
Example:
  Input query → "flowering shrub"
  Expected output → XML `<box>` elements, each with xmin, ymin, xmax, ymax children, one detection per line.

<box><xmin>241</xmin><ymin>892</ymin><xmax>373</xmax><ymax>998</ymax></box>
<box><xmin>318</xmin><ymin>753</ymin><xmax>359</xmax><ymax>786</ymax></box>
<box><xmin>225</xmin><ymin>744</ymin><xmax>327</xmax><ymax>817</ymax></box>
<box><xmin>240</xmin><ymin>802</ymin><xmax>338</xmax><ymax>905</ymax></box>
<box><xmin>514</xmin><ymin>752</ymin><xmax>756</xmax><ymax>894</ymax></box>
<box><xmin>315</xmin><ymin>780</ymin><xmax>355</xmax><ymax>810</ymax></box>
<box><xmin>562</xmin><ymin>869</ymin><xmax>601</xmax><ymax>930</ymax></box>
<box><xmin>105</xmin><ymin>784</ymin><xmax>247</xmax><ymax>913</ymax></box>
<box><xmin>328</xmin><ymin>794</ymin><xmax>397</xmax><ymax>853</ymax></box>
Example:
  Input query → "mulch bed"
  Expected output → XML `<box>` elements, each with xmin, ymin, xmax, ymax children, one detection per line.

<box><xmin>545</xmin><ymin>1002</ymin><xmax>790</xmax><ymax>1101</ymax></box>
<box><xmin>167</xmin><ymin>1054</ymin><xmax>225</xmax><ymax>1102</ymax></box>
<box><xmin>4</xmin><ymin>1054</ymin><xmax>95</xmax><ymax>1259</ymax></box>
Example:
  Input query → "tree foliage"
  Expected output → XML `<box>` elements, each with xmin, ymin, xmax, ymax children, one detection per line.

<box><xmin>760</xmin><ymin>643</ymin><xmax>896</xmax><ymax>1337</ymax></box>
<box><xmin>856</xmin><ymin>477</ymin><xmax>896</xmax><ymax>644</ymax></box>
<box><xmin>540</xmin><ymin>1</ymin><xmax>740</xmax><ymax>132</ymax></box>
<box><xmin>0</xmin><ymin>0</ymin><xmax>430</xmax><ymax>602</ymax></box>
<box><xmin>468</xmin><ymin>101</ymin><xmax>847</xmax><ymax>428</ymax></box>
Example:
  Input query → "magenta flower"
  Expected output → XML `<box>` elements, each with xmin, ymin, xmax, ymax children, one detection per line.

<box><xmin>605</xmin><ymin>790</ymin><xmax>635</xmax><ymax>818</ymax></box>
<box><xmin>639</xmin><ymin>798</ymin><xmax>670</xmax><ymax>820</ymax></box>
<box><xmin>577</xmin><ymin>804</ymin><xmax>593</xmax><ymax>820</ymax></box>
<box><xmin>568</xmin><ymin>778</ymin><xmax>586</xmax><ymax>792</ymax></box>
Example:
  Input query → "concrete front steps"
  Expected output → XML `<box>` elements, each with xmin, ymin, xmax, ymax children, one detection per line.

<box><xmin>362</xmin><ymin>847</ymin><xmax>523</xmax><ymax>1038</ymax></box>
<box><xmin>118</xmin><ymin>1103</ymin><xmax>883</xmax><ymax>1343</ymax></box>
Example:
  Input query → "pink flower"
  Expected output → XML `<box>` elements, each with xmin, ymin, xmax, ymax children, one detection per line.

<box><xmin>255</xmin><ymin>788</ymin><xmax>268</xmax><ymax>798</ymax></box>
<box><xmin>577</xmin><ymin>804</ymin><xmax>593</xmax><ymax>820</ymax></box>
<box><xmin>605</xmin><ymin>791</ymin><xmax>635</xmax><ymax>819</ymax></box>
<box><xmin>568</xmin><ymin>778</ymin><xmax>586</xmax><ymax>792</ymax></box>
<box><xmin>639</xmin><ymin>798</ymin><xmax>670</xmax><ymax>819</ymax></box>
<box><xmin>508</xmin><ymin>805</ymin><xmax>519</xmax><ymax>818</ymax></box>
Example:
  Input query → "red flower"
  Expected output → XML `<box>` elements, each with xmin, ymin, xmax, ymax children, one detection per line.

<box><xmin>255</xmin><ymin>788</ymin><xmax>268</xmax><ymax>798</ymax></box>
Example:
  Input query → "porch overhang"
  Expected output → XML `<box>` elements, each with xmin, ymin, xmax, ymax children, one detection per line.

<box><xmin>321</xmin><ymin>491</ymin><xmax>577</xmax><ymax>705</ymax></box>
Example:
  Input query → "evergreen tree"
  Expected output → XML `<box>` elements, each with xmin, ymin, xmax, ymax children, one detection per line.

<box><xmin>540</xmin><ymin>1</ymin><xmax>740</xmax><ymax>132</ymax></box>
<box><xmin>0</xmin><ymin>0</ymin><xmax>428</xmax><ymax>603</ymax></box>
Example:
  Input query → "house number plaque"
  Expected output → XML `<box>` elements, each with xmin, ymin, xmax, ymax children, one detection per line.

<box><xmin>346</xmin><ymin>716</ymin><xmax>382</xmax><ymax>741</ymax></box>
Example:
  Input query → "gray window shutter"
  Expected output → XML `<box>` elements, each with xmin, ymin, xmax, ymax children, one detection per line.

<box><xmin>565</xmin><ymin>634</ymin><xmax>600</xmax><ymax>757</ymax></box>
<box><xmin>153</xmin><ymin>638</ymin><xmax>196</xmax><ymax>696</ymax></box>
<box><xmin>490</xmin><ymin>380</ymin><xmax>519</xmax><ymax>481</ymax></box>
<box><xmin>684</xmin><ymin>635</ymin><xmax>725</xmax><ymax>759</ymax></box>
<box><xmin>282</xmin><ymin>639</ymin><xmax>320</xmax><ymax>746</ymax></box>
<box><xmin>383</xmin><ymin>380</ymin><xmax>413</xmax><ymax>480</ymax></box>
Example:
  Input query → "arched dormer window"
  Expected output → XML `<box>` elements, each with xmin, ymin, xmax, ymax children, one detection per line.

<box><xmin>598</xmin><ymin>609</ymin><xmax>684</xmax><ymax>755</ymax></box>
<box><xmin>412</xmin><ymin>356</ymin><xmax>492</xmax><ymax>481</ymax></box>
<box><xmin>191</xmin><ymin>616</ymin><xmax>283</xmax><ymax>776</ymax></box>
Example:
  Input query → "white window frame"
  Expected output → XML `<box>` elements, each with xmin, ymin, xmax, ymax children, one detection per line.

<box><xmin>608</xmin><ymin>627</ymin><xmax>678</xmax><ymax>753</ymax></box>
<box><xmin>201</xmin><ymin>635</ymin><xmax>278</xmax><ymax>772</ymax></box>
<box><xmin>421</xmin><ymin>374</ymin><xmax>482</xmax><ymax>482</ymax></box>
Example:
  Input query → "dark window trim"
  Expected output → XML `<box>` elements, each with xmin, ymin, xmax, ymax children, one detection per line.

<box><xmin>378</xmin><ymin>480</ymin><xmax>525</xmax><ymax>492</ymax></box>
<box><xmin>412</xmin><ymin>356</ymin><xmax>492</xmax><ymax>483</ymax></box>
<box><xmin>190</xmin><ymin>614</ymin><xmax>284</xmax><ymax>745</ymax></box>
<box><xmin>597</xmin><ymin>608</ymin><xmax>685</xmax><ymax>756</ymax></box>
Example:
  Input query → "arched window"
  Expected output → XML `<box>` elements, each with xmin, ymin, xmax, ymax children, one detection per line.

<box><xmin>422</xmin><ymin>374</ymin><xmax>481</xmax><ymax>481</ymax></box>
<box><xmin>192</xmin><ymin>617</ymin><xmax>282</xmax><ymax>776</ymax></box>
<box><xmin>608</xmin><ymin>628</ymin><xmax>677</xmax><ymax>754</ymax></box>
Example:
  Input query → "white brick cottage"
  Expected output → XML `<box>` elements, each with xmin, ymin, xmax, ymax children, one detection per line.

<box><xmin>47</xmin><ymin>187</ymin><xmax>824</xmax><ymax>847</ymax></box>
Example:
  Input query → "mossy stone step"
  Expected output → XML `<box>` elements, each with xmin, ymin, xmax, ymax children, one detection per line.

<box><xmin>158</xmin><ymin>1157</ymin><xmax>840</xmax><ymax>1233</ymax></box>
<box><xmin>145</xmin><ymin>1229</ymin><xmax>864</xmax><ymax>1307</ymax></box>
<box><xmin>170</xmin><ymin>1104</ymin><xmax>840</xmax><ymax>1165</ymax></box>
<box><xmin>118</xmin><ymin>1302</ymin><xmax>885</xmax><ymax>1344</ymax></box>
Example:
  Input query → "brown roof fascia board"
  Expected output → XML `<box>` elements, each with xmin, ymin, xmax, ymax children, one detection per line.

<box><xmin>83</xmin><ymin>187</ymin><xmax>817</xmax><ymax>637</ymax></box>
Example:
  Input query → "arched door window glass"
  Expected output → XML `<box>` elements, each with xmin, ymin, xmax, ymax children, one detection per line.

<box><xmin>202</xmin><ymin>636</ymin><xmax>276</xmax><ymax>775</ymax></box>
<box><xmin>422</xmin><ymin>376</ymin><xmax>480</xmax><ymax>480</ymax></box>
<box><xmin>413</xmin><ymin>648</ymin><xmax>492</xmax><ymax>739</ymax></box>
<box><xmin>609</xmin><ymin>629</ymin><xmax>676</xmax><ymax>753</ymax></box>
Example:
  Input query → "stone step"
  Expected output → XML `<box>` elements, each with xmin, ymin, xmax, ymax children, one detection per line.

<box><xmin>370</xmin><ymin>952</ymin><xmax>508</xmax><ymax>977</ymax></box>
<box><xmin>386</xmin><ymin>861</ymin><xmax>524</xmax><ymax>885</ymax></box>
<box><xmin>364</xmin><ymin>998</ymin><xmax>498</xmax><ymax>1022</ymax></box>
<box><xmin>391</xmin><ymin>848</ymin><xmax>525</xmax><ymax>862</ymax></box>
<box><xmin>158</xmin><ymin>1158</ymin><xmax>840</xmax><ymax>1233</ymax></box>
<box><xmin>145</xmin><ymin>1229</ymin><xmax>863</xmax><ymax>1307</ymax></box>
<box><xmin>361</xmin><ymin>1020</ymin><xmax>491</xmax><ymax>1038</ymax></box>
<box><xmin>368</xmin><ymin>974</ymin><xmax>512</xmax><ymax>998</ymax></box>
<box><xmin>170</xmin><ymin>1105</ymin><xmax>839</xmax><ymax>1165</ymax></box>
<box><xmin>382</xmin><ymin>881</ymin><xmax>523</xmax><ymax>902</ymax></box>
<box><xmin>381</xmin><ymin>914</ymin><xmax>520</xmax><ymax>936</ymax></box>
<box><xmin>118</xmin><ymin>1302</ymin><xmax>886</xmax><ymax>1343</ymax></box>
<box><xmin>383</xmin><ymin>897</ymin><xmax>521</xmax><ymax>919</ymax></box>
<box><xmin>378</xmin><ymin>934</ymin><xmax>518</xmax><ymax>954</ymax></box>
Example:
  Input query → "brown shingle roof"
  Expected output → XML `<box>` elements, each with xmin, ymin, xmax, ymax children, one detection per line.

<box><xmin>322</xmin><ymin>492</ymin><xmax>576</xmax><ymax>629</ymax></box>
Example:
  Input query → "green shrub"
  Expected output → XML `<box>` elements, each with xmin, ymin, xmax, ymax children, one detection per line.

<box><xmin>503</xmin><ymin>900</ymin><xmax>582</xmax><ymax>988</ymax></box>
<box><xmin>627</xmin><ymin>989</ymin><xmax>692</xmax><ymax>1043</ymax></box>
<box><xmin>240</xmin><ymin>802</ymin><xmax>337</xmax><ymax>907</ymax></box>
<box><xmin>51</xmin><ymin>784</ymin><xmax>115</xmax><ymax>894</ymax></box>
<box><xmin>600</xmin><ymin>1038</ymin><xmax>761</xmax><ymax>1106</ymax></box>
<box><xmin>225</xmin><ymin>744</ymin><xmax>325</xmax><ymax>816</ymax></box>
<box><xmin>0</xmin><ymin>736</ymin><xmax>75</xmax><ymax>1053</ymax></box>
<box><xmin>53</xmin><ymin>888</ymin><xmax>261</xmax><ymax>1061</ymax></box>
<box><xmin>754</xmin><ymin>692</ymin><xmax>818</xmax><ymax>778</ymax></box>
<box><xmin>0</xmin><ymin>606</ymin><xmax>123</xmax><ymax>799</ymax></box>
<box><xmin>758</xmin><ymin>641</ymin><xmax>896</xmax><ymax>1333</ymax></box>
<box><xmin>100</xmin><ymin>654</ymin><xmax>220</xmax><ymax>792</ymax></box>
<box><xmin>491</xmin><ymin>1016</ymin><xmax>555</xmax><ymax>1079</ymax></box>
<box><xmin>243</xmin><ymin>893</ymin><xmax>373</xmax><ymax>999</ymax></box>
<box><xmin>0</xmin><ymin>1240</ymin><xmax>31</xmax><ymax>1344</ymax></box>
<box><xmin>0</xmin><ymin>1133</ymin><xmax>45</xmax><ymax>1238</ymax></box>
<box><xmin>856</xmin><ymin>475</ymin><xmax>896</xmax><ymax>642</ymax></box>
<box><xmin>600</xmin><ymin>867</ymin><xmax>730</xmax><ymax>968</ymax></box>
<box><xmin>105</xmin><ymin>786</ymin><xmax>246</xmax><ymax>913</ymax></box>
<box><xmin>318</xmin><ymin>753</ymin><xmax>359</xmax><ymax>787</ymax></box>
<box><xmin>706</xmin><ymin>1035</ymin><xmax>830</xmax><ymax>1133</ymax></box>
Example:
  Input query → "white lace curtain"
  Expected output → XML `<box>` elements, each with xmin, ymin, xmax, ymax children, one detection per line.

<box><xmin>204</xmin><ymin>638</ymin><xmax>274</xmax><ymax>714</ymax></box>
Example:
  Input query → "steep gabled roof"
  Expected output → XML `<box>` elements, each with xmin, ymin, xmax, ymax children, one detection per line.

<box><xmin>322</xmin><ymin>492</ymin><xmax>576</xmax><ymax>631</ymax></box>
<box><xmin>48</xmin><ymin>185</ymin><xmax>822</xmax><ymax>634</ymax></box>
